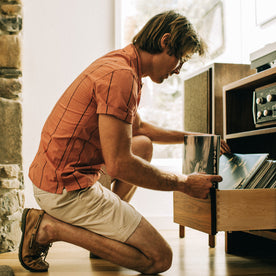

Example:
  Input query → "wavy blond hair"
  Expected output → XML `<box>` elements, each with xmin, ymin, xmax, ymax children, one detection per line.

<box><xmin>132</xmin><ymin>10</ymin><xmax>207</xmax><ymax>59</ymax></box>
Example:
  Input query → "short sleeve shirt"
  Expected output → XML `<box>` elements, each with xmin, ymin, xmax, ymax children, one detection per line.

<box><xmin>29</xmin><ymin>44</ymin><xmax>142</xmax><ymax>194</ymax></box>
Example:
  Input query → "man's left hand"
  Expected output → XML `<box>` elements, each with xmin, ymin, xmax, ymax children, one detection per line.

<box><xmin>220</xmin><ymin>139</ymin><xmax>231</xmax><ymax>155</ymax></box>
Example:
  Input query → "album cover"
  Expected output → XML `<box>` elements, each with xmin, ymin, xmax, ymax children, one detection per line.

<box><xmin>183</xmin><ymin>135</ymin><xmax>220</xmax><ymax>183</ymax></box>
<box><xmin>218</xmin><ymin>153</ymin><xmax>269</xmax><ymax>190</ymax></box>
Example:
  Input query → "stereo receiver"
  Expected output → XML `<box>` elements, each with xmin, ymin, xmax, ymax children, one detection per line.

<box><xmin>253</xmin><ymin>82</ymin><xmax>276</xmax><ymax>127</ymax></box>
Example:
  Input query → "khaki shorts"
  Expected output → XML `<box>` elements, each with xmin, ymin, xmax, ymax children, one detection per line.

<box><xmin>33</xmin><ymin>181</ymin><xmax>142</xmax><ymax>243</ymax></box>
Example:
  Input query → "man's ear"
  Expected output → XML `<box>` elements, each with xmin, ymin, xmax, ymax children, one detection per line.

<box><xmin>160</xmin><ymin>33</ymin><xmax>171</xmax><ymax>49</ymax></box>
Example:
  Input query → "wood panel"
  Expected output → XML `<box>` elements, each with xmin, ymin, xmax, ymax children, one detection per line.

<box><xmin>223</xmin><ymin>66</ymin><xmax>276</xmax><ymax>92</ymax></box>
<box><xmin>244</xmin><ymin>230</ymin><xmax>276</xmax><ymax>240</ymax></box>
<box><xmin>173</xmin><ymin>192</ymin><xmax>212</xmax><ymax>234</ymax></box>
<box><xmin>213</xmin><ymin>63</ymin><xmax>255</xmax><ymax>137</ymax></box>
<box><xmin>216</xmin><ymin>189</ymin><xmax>276</xmax><ymax>231</ymax></box>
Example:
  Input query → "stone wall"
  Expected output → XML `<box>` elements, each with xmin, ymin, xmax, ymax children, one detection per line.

<box><xmin>0</xmin><ymin>0</ymin><xmax>23</xmax><ymax>253</ymax></box>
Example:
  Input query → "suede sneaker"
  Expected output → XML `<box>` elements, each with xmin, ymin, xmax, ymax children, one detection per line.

<box><xmin>18</xmin><ymin>208</ymin><xmax>51</xmax><ymax>272</ymax></box>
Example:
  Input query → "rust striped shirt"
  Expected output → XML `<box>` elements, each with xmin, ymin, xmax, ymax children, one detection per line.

<box><xmin>29</xmin><ymin>44</ymin><xmax>142</xmax><ymax>194</ymax></box>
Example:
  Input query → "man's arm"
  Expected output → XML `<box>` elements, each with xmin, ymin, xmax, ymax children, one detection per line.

<box><xmin>132</xmin><ymin>113</ymin><xmax>197</xmax><ymax>144</ymax></box>
<box><xmin>99</xmin><ymin>114</ymin><xmax>222</xmax><ymax>199</ymax></box>
<box><xmin>132</xmin><ymin>113</ymin><xmax>231</xmax><ymax>153</ymax></box>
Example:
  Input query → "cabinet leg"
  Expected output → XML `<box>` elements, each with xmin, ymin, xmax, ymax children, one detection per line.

<box><xmin>209</xmin><ymin>234</ymin><xmax>216</xmax><ymax>248</ymax></box>
<box><xmin>179</xmin><ymin>225</ymin><xmax>185</xmax><ymax>238</ymax></box>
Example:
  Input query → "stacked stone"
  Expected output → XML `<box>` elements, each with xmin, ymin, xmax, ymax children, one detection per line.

<box><xmin>0</xmin><ymin>165</ymin><xmax>24</xmax><ymax>252</ymax></box>
<box><xmin>0</xmin><ymin>0</ymin><xmax>23</xmax><ymax>253</ymax></box>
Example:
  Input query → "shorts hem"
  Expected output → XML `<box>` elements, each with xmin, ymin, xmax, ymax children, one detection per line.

<box><xmin>118</xmin><ymin>213</ymin><xmax>142</xmax><ymax>242</ymax></box>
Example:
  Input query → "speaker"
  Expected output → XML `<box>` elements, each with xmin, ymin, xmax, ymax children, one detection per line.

<box><xmin>184</xmin><ymin>63</ymin><xmax>255</xmax><ymax>136</ymax></box>
<box><xmin>184</xmin><ymin>69</ymin><xmax>211</xmax><ymax>133</ymax></box>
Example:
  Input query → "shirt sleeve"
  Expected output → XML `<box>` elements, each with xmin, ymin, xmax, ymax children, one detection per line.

<box><xmin>95</xmin><ymin>69</ymin><xmax>139</xmax><ymax>124</ymax></box>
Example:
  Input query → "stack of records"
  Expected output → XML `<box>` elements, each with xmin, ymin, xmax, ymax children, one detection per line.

<box><xmin>219</xmin><ymin>153</ymin><xmax>276</xmax><ymax>190</ymax></box>
<box><xmin>244</xmin><ymin>160</ymin><xmax>276</xmax><ymax>189</ymax></box>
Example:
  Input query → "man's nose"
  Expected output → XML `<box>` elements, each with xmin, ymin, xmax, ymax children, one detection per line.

<box><xmin>170</xmin><ymin>68</ymin><xmax>180</xmax><ymax>76</ymax></box>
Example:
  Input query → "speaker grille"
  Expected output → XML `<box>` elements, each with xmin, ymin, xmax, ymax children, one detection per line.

<box><xmin>184</xmin><ymin>70</ymin><xmax>211</xmax><ymax>133</ymax></box>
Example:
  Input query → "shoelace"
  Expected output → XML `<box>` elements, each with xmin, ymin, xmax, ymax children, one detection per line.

<box><xmin>39</xmin><ymin>244</ymin><xmax>52</xmax><ymax>261</ymax></box>
<box><xmin>30</xmin><ymin>242</ymin><xmax>52</xmax><ymax>260</ymax></box>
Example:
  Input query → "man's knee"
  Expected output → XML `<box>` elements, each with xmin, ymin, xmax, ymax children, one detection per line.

<box><xmin>127</xmin><ymin>217</ymin><xmax>172</xmax><ymax>274</ymax></box>
<box><xmin>140</xmin><ymin>136</ymin><xmax>153</xmax><ymax>161</ymax></box>
<box><xmin>132</xmin><ymin>135</ymin><xmax>153</xmax><ymax>161</ymax></box>
<box><xmin>154</xmin><ymin>246</ymin><xmax>173</xmax><ymax>273</ymax></box>
<box><xmin>143</xmin><ymin>245</ymin><xmax>173</xmax><ymax>274</ymax></box>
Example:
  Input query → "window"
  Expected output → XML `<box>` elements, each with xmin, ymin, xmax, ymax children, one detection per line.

<box><xmin>116</xmin><ymin>0</ymin><xmax>223</xmax><ymax>159</ymax></box>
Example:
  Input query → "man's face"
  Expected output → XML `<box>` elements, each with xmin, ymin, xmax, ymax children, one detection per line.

<box><xmin>150</xmin><ymin>49</ymin><xmax>192</xmax><ymax>83</ymax></box>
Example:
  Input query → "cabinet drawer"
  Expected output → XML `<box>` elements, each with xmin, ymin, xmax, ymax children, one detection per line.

<box><xmin>173</xmin><ymin>192</ymin><xmax>212</xmax><ymax>234</ymax></box>
<box><xmin>173</xmin><ymin>189</ymin><xmax>276</xmax><ymax>234</ymax></box>
<box><xmin>216</xmin><ymin>189</ymin><xmax>276</xmax><ymax>231</ymax></box>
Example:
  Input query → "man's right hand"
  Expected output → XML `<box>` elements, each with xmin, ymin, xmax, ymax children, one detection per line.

<box><xmin>177</xmin><ymin>172</ymin><xmax>223</xmax><ymax>199</ymax></box>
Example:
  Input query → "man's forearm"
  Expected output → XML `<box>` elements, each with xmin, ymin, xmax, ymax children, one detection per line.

<box><xmin>108</xmin><ymin>153</ymin><xmax>221</xmax><ymax>199</ymax></box>
<box><xmin>135</xmin><ymin>121</ymin><xmax>206</xmax><ymax>144</ymax></box>
<box><xmin>109</xmin><ymin>153</ymin><xmax>183</xmax><ymax>192</ymax></box>
<box><xmin>134</xmin><ymin>120</ymin><xmax>231</xmax><ymax>153</ymax></box>
<box><xmin>99</xmin><ymin>114</ymin><xmax>222</xmax><ymax>199</ymax></box>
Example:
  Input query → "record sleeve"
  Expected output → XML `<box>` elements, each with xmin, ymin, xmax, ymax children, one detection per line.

<box><xmin>219</xmin><ymin>153</ymin><xmax>269</xmax><ymax>190</ymax></box>
<box><xmin>183</xmin><ymin>135</ymin><xmax>220</xmax><ymax>184</ymax></box>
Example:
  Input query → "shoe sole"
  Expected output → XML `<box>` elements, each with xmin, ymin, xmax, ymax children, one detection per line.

<box><xmin>18</xmin><ymin>208</ymin><xmax>48</xmax><ymax>272</ymax></box>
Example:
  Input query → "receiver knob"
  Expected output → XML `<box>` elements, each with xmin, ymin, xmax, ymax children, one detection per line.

<box><xmin>256</xmin><ymin>97</ymin><xmax>266</xmax><ymax>104</ymax></box>
<box><xmin>257</xmin><ymin>111</ymin><xmax>262</xmax><ymax>118</ymax></box>
<box><xmin>263</xmin><ymin>109</ymin><xmax>272</xmax><ymax>116</ymax></box>
<box><xmin>266</xmin><ymin>94</ymin><xmax>276</xmax><ymax>102</ymax></box>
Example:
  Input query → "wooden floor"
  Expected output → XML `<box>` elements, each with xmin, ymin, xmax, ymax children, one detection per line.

<box><xmin>1</xmin><ymin>228</ymin><xmax>276</xmax><ymax>276</ymax></box>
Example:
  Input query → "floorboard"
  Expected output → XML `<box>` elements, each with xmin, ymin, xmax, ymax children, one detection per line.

<box><xmin>1</xmin><ymin>228</ymin><xmax>276</xmax><ymax>275</ymax></box>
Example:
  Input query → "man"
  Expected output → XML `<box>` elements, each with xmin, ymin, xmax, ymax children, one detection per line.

<box><xmin>19</xmin><ymin>10</ymin><xmax>230</xmax><ymax>274</ymax></box>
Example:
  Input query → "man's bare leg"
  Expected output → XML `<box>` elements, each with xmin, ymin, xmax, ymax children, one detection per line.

<box><xmin>112</xmin><ymin>135</ymin><xmax>153</xmax><ymax>202</ymax></box>
<box><xmin>90</xmin><ymin>135</ymin><xmax>153</xmax><ymax>259</ymax></box>
<box><xmin>36</xmin><ymin>212</ymin><xmax>172</xmax><ymax>274</ymax></box>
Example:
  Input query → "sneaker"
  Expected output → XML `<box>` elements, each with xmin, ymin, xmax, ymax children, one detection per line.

<box><xmin>18</xmin><ymin>208</ymin><xmax>51</xmax><ymax>272</ymax></box>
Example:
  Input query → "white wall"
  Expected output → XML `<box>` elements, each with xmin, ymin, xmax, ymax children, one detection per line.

<box><xmin>239</xmin><ymin>0</ymin><xmax>276</xmax><ymax>63</ymax></box>
<box><xmin>22</xmin><ymin>0</ymin><xmax>276</xmax><ymax>230</ymax></box>
<box><xmin>22</xmin><ymin>0</ymin><xmax>115</xmax><ymax>207</ymax></box>
<box><xmin>214</xmin><ymin>0</ymin><xmax>276</xmax><ymax>64</ymax></box>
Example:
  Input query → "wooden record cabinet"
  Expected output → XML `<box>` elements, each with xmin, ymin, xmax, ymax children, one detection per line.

<box><xmin>174</xmin><ymin>65</ymin><xmax>276</xmax><ymax>252</ymax></box>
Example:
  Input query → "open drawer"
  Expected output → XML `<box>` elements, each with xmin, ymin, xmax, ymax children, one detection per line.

<box><xmin>173</xmin><ymin>189</ymin><xmax>276</xmax><ymax>234</ymax></box>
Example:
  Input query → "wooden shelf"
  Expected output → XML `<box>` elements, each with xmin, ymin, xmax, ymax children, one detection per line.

<box><xmin>223</xmin><ymin>66</ymin><xmax>276</xmax><ymax>92</ymax></box>
<box><xmin>222</xmin><ymin>67</ymin><xmax>276</xmax><ymax>253</ymax></box>
<box><xmin>223</xmin><ymin>67</ymin><xmax>276</xmax><ymax>137</ymax></box>
<box><xmin>244</xmin><ymin>230</ymin><xmax>276</xmax><ymax>241</ymax></box>
<box><xmin>225</xmin><ymin>126</ymin><xmax>276</xmax><ymax>139</ymax></box>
